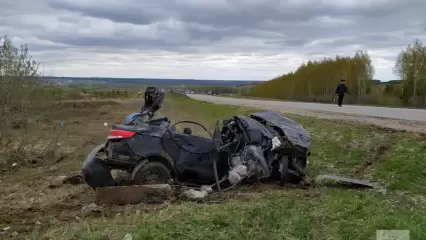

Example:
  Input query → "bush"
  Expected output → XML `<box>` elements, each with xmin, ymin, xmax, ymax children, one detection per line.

<box><xmin>0</xmin><ymin>35</ymin><xmax>63</xmax><ymax>171</ymax></box>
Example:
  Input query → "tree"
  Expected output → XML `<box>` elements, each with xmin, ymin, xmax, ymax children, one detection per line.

<box><xmin>393</xmin><ymin>39</ymin><xmax>426</xmax><ymax>104</ymax></box>
<box><xmin>248</xmin><ymin>50</ymin><xmax>375</xmax><ymax>103</ymax></box>
<box><xmin>0</xmin><ymin>35</ymin><xmax>40</xmax><ymax>133</ymax></box>
<box><xmin>0</xmin><ymin>35</ymin><xmax>67</xmax><ymax>171</ymax></box>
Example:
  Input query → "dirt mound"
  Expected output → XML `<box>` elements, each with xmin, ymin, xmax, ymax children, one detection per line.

<box><xmin>54</xmin><ymin>100</ymin><xmax>119</xmax><ymax>110</ymax></box>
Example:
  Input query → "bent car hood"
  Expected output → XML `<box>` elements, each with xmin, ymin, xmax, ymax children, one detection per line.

<box><xmin>250</xmin><ymin>111</ymin><xmax>311</xmax><ymax>150</ymax></box>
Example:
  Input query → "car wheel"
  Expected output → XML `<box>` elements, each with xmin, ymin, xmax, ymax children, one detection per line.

<box><xmin>298</xmin><ymin>156</ymin><xmax>307</xmax><ymax>169</ymax></box>
<box><xmin>279</xmin><ymin>155</ymin><xmax>290</xmax><ymax>186</ymax></box>
<box><xmin>132</xmin><ymin>161</ymin><xmax>172</xmax><ymax>185</ymax></box>
<box><xmin>287</xmin><ymin>156</ymin><xmax>306</xmax><ymax>184</ymax></box>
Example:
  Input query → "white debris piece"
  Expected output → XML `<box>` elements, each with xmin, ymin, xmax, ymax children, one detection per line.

<box><xmin>122</xmin><ymin>233</ymin><xmax>133</xmax><ymax>240</ymax></box>
<box><xmin>57</xmin><ymin>175</ymin><xmax>67</xmax><ymax>182</ymax></box>
<box><xmin>183</xmin><ymin>189</ymin><xmax>208</xmax><ymax>200</ymax></box>
<box><xmin>81</xmin><ymin>203</ymin><xmax>103</xmax><ymax>217</ymax></box>
<box><xmin>201</xmin><ymin>185</ymin><xmax>213</xmax><ymax>193</ymax></box>
<box><xmin>233</xmin><ymin>165</ymin><xmax>248</xmax><ymax>177</ymax></box>
<box><xmin>228</xmin><ymin>164</ymin><xmax>248</xmax><ymax>184</ymax></box>
<box><xmin>228</xmin><ymin>170</ymin><xmax>241</xmax><ymax>184</ymax></box>
<box><xmin>231</xmin><ymin>155</ymin><xmax>241</xmax><ymax>166</ymax></box>
<box><xmin>271</xmin><ymin>136</ymin><xmax>281</xmax><ymax>150</ymax></box>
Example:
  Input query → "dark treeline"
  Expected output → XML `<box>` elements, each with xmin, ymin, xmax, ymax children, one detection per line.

<box><xmin>247</xmin><ymin>39</ymin><xmax>426</xmax><ymax>107</ymax></box>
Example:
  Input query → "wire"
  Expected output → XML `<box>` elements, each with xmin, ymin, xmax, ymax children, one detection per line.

<box><xmin>212</xmin><ymin>155</ymin><xmax>222</xmax><ymax>192</ymax></box>
<box><xmin>128</xmin><ymin>113</ymin><xmax>142</xmax><ymax>125</ymax></box>
<box><xmin>160</xmin><ymin>120</ymin><xmax>214</xmax><ymax>155</ymax></box>
<box><xmin>208</xmin><ymin>177</ymin><xmax>243</xmax><ymax>196</ymax></box>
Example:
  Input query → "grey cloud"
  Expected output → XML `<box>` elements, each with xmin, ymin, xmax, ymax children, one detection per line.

<box><xmin>1</xmin><ymin>0</ymin><xmax>426</xmax><ymax>71</ymax></box>
<box><xmin>45</xmin><ymin>0</ymin><xmax>425</xmax><ymax>54</ymax></box>
<box><xmin>47</xmin><ymin>0</ymin><xmax>410</xmax><ymax>28</ymax></box>
<box><xmin>313</xmin><ymin>33</ymin><xmax>425</xmax><ymax>51</ymax></box>
<box><xmin>43</xmin><ymin>33</ymin><xmax>188</xmax><ymax>52</ymax></box>
<box><xmin>48</xmin><ymin>0</ymin><xmax>173</xmax><ymax>25</ymax></box>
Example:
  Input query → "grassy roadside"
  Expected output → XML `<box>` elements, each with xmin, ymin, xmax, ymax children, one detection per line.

<box><xmin>2</xmin><ymin>94</ymin><xmax>426</xmax><ymax>240</ymax></box>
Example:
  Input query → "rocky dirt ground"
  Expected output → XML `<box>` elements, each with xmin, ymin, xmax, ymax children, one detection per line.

<box><xmin>0</xmin><ymin>100</ymin><xmax>137</xmax><ymax>238</ymax></box>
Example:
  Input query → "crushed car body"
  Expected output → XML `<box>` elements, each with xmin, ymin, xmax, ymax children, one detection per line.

<box><xmin>82</xmin><ymin>87</ymin><xmax>312</xmax><ymax>194</ymax></box>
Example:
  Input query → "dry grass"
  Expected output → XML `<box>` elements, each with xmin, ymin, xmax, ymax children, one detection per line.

<box><xmin>0</xmin><ymin>99</ymin><xmax>133</xmax><ymax>235</ymax></box>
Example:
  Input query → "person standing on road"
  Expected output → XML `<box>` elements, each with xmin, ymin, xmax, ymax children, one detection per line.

<box><xmin>335</xmin><ymin>79</ymin><xmax>348</xmax><ymax>107</ymax></box>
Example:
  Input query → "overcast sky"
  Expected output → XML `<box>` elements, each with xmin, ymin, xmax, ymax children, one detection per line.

<box><xmin>1</xmin><ymin>0</ymin><xmax>425</xmax><ymax>81</ymax></box>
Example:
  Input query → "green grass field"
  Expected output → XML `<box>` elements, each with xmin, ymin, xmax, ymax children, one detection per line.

<box><xmin>2</xmin><ymin>94</ymin><xmax>425</xmax><ymax>240</ymax></box>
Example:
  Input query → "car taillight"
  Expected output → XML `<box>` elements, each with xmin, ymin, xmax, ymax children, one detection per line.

<box><xmin>107</xmin><ymin>129</ymin><xmax>136</xmax><ymax>139</ymax></box>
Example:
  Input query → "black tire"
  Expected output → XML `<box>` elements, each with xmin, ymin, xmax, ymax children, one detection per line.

<box><xmin>297</xmin><ymin>156</ymin><xmax>307</xmax><ymax>170</ymax></box>
<box><xmin>132</xmin><ymin>161</ymin><xmax>172</xmax><ymax>185</ymax></box>
<box><xmin>279</xmin><ymin>156</ymin><xmax>290</xmax><ymax>186</ymax></box>
<box><xmin>287</xmin><ymin>157</ymin><xmax>307</xmax><ymax>184</ymax></box>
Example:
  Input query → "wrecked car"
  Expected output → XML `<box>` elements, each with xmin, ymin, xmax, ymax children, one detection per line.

<box><xmin>82</xmin><ymin>87</ymin><xmax>312</xmax><ymax>192</ymax></box>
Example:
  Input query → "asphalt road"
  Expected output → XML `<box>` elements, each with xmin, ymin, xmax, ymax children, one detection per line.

<box><xmin>187</xmin><ymin>94</ymin><xmax>426</xmax><ymax>122</ymax></box>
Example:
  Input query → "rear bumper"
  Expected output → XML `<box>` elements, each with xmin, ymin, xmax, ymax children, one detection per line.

<box><xmin>82</xmin><ymin>144</ymin><xmax>116</xmax><ymax>190</ymax></box>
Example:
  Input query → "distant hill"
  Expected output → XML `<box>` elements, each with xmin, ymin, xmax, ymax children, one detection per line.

<box><xmin>41</xmin><ymin>76</ymin><xmax>263</xmax><ymax>87</ymax></box>
<box><xmin>372</xmin><ymin>79</ymin><xmax>402</xmax><ymax>84</ymax></box>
